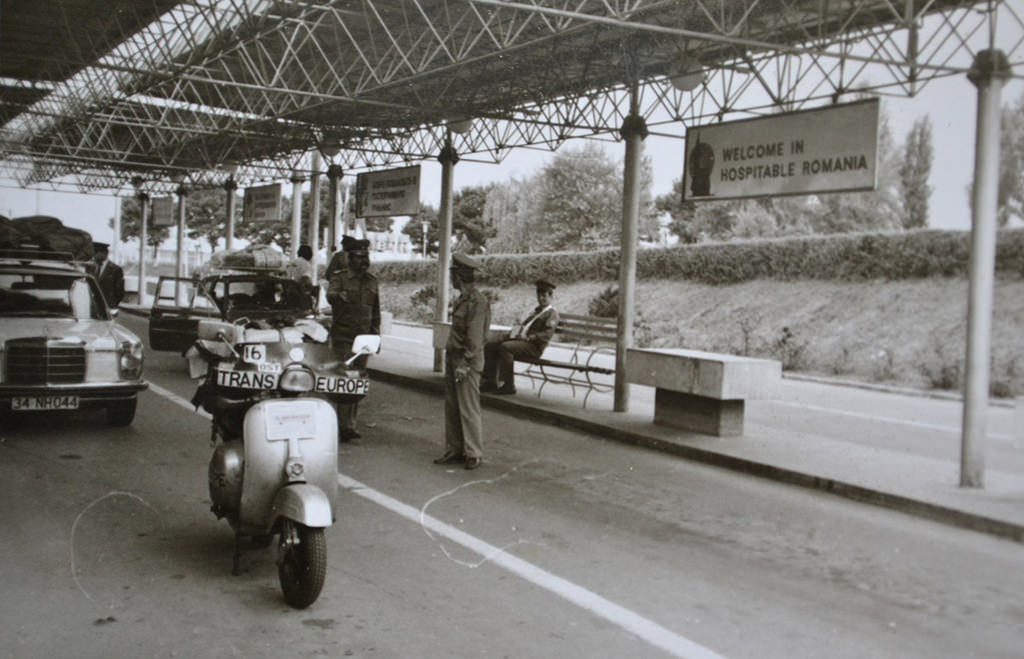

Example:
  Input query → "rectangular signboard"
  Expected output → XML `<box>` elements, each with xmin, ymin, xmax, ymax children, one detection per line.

<box><xmin>355</xmin><ymin>165</ymin><xmax>421</xmax><ymax>218</ymax></box>
<box><xmin>243</xmin><ymin>183</ymin><xmax>283</xmax><ymax>224</ymax></box>
<box><xmin>151</xmin><ymin>196</ymin><xmax>175</xmax><ymax>227</ymax></box>
<box><xmin>682</xmin><ymin>99</ymin><xmax>879</xmax><ymax>201</ymax></box>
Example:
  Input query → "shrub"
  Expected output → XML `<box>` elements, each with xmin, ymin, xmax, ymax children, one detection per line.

<box><xmin>373</xmin><ymin>228</ymin><xmax>1024</xmax><ymax>288</ymax></box>
<box><xmin>587</xmin><ymin>286</ymin><xmax>619</xmax><ymax>317</ymax></box>
<box><xmin>772</xmin><ymin>326</ymin><xmax>807</xmax><ymax>371</ymax></box>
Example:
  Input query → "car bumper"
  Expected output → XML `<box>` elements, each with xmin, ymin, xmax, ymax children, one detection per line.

<box><xmin>0</xmin><ymin>381</ymin><xmax>148</xmax><ymax>406</ymax></box>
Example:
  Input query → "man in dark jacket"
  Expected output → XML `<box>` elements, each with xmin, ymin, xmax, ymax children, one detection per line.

<box><xmin>481</xmin><ymin>278</ymin><xmax>559</xmax><ymax>395</ymax></box>
<box><xmin>327</xmin><ymin>238</ymin><xmax>380</xmax><ymax>441</ymax></box>
<box><xmin>89</xmin><ymin>242</ymin><xmax>125</xmax><ymax>309</ymax></box>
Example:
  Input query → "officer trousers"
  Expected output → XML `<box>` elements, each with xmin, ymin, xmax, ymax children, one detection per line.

<box><xmin>332</xmin><ymin>337</ymin><xmax>368</xmax><ymax>433</ymax></box>
<box><xmin>444</xmin><ymin>360</ymin><xmax>483</xmax><ymax>459</ymax></box>
<box><xmin>483</xmin><ymin>339</ymin><xmax>541</xmax><ymax>387</ymax></box>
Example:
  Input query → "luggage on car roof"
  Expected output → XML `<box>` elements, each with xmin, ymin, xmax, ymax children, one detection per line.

<box><xmin>6</xmin><ymin>215</ymin><xmax>94</xmax><ymax>261</ymax></box>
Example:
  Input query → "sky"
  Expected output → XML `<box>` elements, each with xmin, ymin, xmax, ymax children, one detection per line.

<box><xmin>2</xmin><ymin>73</ymin><xmax>1021</xmax><ymax>244</ymax></box>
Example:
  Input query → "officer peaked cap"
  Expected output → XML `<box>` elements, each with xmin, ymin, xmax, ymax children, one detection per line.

<box><xmin>92</xmin><ymin>241</ymin><xmax>109</xmax><ymax>252</ymax></box>
<box><xmin>534</xmin><ymin>278</ymin><xmax>556</xmax><ymax>292</ymax></box>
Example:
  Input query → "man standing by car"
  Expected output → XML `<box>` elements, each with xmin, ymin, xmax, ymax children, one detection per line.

<box><xmin>89</xmin><ymin>242</ymin><xmax>125</xmax><ymax>309</ymax></box>
<box><xmin>327</xmin><ymin>238</ymin><xmax>380</xmax><ymax>441</ymax></box>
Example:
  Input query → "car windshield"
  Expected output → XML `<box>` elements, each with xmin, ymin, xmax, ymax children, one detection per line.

<box><xmin>0</xmin><ymin>271</ymin><xmax>108</xmax><ymax>320</ymax></box>
<box><xmin>212</xmin><ymin>276</ymin><xmax>311</xmax><ymax>314</ymax></box>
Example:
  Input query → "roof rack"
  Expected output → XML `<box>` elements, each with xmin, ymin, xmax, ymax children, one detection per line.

<box><xmin>0</xmin><ymin>246</ymin><xmax>76</xmax><ymax>262</ymax></box>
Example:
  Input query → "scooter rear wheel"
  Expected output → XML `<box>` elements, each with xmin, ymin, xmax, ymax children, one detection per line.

<box><xmin>277</xmin><ymin>521</ymin><xmax>326</xmax><ymax>609</ymax></box>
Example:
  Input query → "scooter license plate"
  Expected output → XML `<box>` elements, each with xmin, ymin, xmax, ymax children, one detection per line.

<box><xmin>313</xmin><ymin>375</ymin><xmax>370</xmax><ymax>395</ymax></box>
<box><xmin>12</xmin><ymin>395</ymin><xmax>79</xmax><ymax>411</ymax></box>
<box><xmin>265</xmin><ymin>403</ymin><xmax>318</xmax><ymax>440</ymax></box>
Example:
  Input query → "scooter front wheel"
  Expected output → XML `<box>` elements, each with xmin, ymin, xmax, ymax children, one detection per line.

<box><xmin>277</xmin><ymin>520</ymin><xmax>326</xmax><ymax>609</ymax></box>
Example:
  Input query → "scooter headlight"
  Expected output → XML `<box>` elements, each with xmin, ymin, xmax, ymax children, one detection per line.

<box><xmin>279</xmin><ymin>366</ymin><xmax>315</xmax><ymax>393</ymax></box>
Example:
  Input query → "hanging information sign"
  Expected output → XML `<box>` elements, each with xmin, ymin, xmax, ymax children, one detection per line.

<box><xmin>682</xmin><ymin>99</ymin><xmax>879</xmax><ymax>201</ymax></box>
<box><xmin>355</xmin><ymin>165</ymin><xmax>421</xmax><ymax>218</ymax></box>
<box><xmin>151</xmin><ymin>196</ymin><xmax>175</xmax><ymax>227</ymax></box>
<box><xmin>243</xmin><ymin>183</ymin><xmax>283</xmax><ymax>223</ymax></box>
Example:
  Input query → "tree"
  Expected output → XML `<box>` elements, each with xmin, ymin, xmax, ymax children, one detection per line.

<box><xmin>996</xmin><ymin>91</ymin><xmax>1024</xmax><ymax>226</ymax></box>
<box><xmin>452</xmin><ymin>185</ymin><xmax>494</xmax><ymax>253</ymax></box>
<box><xmin>401</xmin><ymin>204</ymin><xmax>440</xmax><ymax>257</ymax></box>
<box><xmin>482</xmin><ymin>177</ymin><xmax>539</xmax><ymax>254</ymax></box>
<box><xmin>899</xmin><ymin>116</ymin><xmax>933</xmax><ymax>229</ymax></box>
<box><xmin>185</xmin><ymin>187</ymin><xmax>233</xmax><ymax>251</ymax></box>
<box><xmin>119</xmin><ymin>196</ymin><xmax>171</xmax><ymax>258</ymax></box>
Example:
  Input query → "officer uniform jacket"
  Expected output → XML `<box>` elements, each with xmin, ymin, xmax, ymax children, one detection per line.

<box><xmin>512</xmin><ymin>305</ymin><xmax>560</xmax><ymax>351</ymax></box>
<box><xmin>327</xmin><ymin>268</ymin><xmax>380</xmax><ymax>343</ymax></box>
<box><xmin>446</xmin><ymin>287</ymin><xmax>491</xmax><ymax>372</ymax></box>
<box><xmin>91</xmin><ymin>260</ymin><xmax>125</xmax><ymax>308</ymax></box>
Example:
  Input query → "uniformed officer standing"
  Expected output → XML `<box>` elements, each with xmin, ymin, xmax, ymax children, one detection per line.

<box><xmin>88</xmin><ymin>242</ymin><xmax>125</xmax><ymax>309</ymax></box>
<box><xmin>326</xmin><ymin>238</ymin><xmax>380</xmax><ymax>441</ymax></box>
<box><xmin>434</xmin><ymin>253</ymin><xmax>491</xmax><ymax>470</ymax></box>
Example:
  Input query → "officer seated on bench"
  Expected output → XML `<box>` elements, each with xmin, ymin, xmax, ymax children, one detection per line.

<box><xmin>481</xmin><ymin>278</ymin><xmax>560</xmax><ymax>395</ymax></box>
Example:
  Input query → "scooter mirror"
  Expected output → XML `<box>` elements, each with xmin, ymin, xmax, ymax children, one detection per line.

<box><xmin>351</xmin><ymin>334</ymin><xmax>381</xmax><ymax>356</ymax></box>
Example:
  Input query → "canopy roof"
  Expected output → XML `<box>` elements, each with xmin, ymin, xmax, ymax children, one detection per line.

<box><xmin>1</xmin><ymin>0</ymin><xmax>1021</xmax><ymax>195</ymax></box>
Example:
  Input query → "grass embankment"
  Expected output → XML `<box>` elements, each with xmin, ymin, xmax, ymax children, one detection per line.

<box><xmin>380</xmin><ymin>277</ymin><xmax>1024</xmax><ymax>398</ymax></box>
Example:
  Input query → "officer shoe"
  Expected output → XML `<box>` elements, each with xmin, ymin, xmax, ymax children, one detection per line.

<box><xmin>433</xmin><ymin>450</ymin><xmax>465</xmax><ymax>465</ymax></box>
<box><xmin>464</xmin><ymin>457</ymin><xmax>483</xmax><ymax>470</ymax></box>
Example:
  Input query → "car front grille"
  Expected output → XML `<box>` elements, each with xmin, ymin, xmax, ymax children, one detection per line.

<box><xmin>4</xmin><ymin>338</ymin><xmax>86</xmax><ymax>385</ymax></box>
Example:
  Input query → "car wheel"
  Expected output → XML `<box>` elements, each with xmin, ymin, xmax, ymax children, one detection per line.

<box><xmin>106</xmin><ymin>397</ymin><xmax>137</xmax><ymax>426</ymax></box>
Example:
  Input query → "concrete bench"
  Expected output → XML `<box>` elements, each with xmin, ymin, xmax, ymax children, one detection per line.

<box><xmin>626</xmin><ymin>348</ymin><xmax>781</xmax><ymax>436</ymax></box>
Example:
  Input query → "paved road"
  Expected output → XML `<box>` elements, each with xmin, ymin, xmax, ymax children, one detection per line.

<box><xmin>1</xmin><ymin>315</ymin><xmax>1022</xmax><ymax>659</ymax></box>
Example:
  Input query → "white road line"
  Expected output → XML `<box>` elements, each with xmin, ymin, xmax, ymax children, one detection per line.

<box><xmin>147</xmin><ymin>381</ymin><xmax>725</xmax><ymax>659</ymax></box>
<box><xmin>770</xmin><ymin>399</ymin><xmax>1014</xmax><ymax>443</ymax></box>
<box><xmin>339</xmin><ymin>473</ymin><xmax>726</xmax><ymax>659</ymax></box>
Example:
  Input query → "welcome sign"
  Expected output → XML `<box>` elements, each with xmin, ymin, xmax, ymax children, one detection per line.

<box><xmin>682</xmin><ymin>99</ymin><xmax>879</xmax><ymax>201</ymax></box>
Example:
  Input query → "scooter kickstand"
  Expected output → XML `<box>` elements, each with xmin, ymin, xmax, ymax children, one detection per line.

<box><xmin>231</xmin><ymin>532</ymin><xmax>242</xmax><ymax>576</ymax></box>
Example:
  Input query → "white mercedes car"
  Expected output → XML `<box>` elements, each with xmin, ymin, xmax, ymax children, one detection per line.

<box><xmin>0</xmin><ymin>251</ymin><xmax>147</xmax><ymax>425</ymax></box>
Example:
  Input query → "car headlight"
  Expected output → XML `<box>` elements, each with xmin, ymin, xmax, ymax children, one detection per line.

<box><xmin>119</xmin><ymin>340</ymin><xmax>144</xmax><ymax>379</ymax></box>
<box><xmin>279</xmin><ymin>366</ymin><xmax>315</xmax><ymax>393</ymax></box>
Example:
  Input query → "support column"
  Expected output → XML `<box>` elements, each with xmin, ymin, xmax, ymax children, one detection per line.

<box><xmin>175</xmin><ymin>184</ymin><xmax>188</xmax><ymax>303</ymax></box>
<box><xmin>308</xmin><ymin>153</ymin><xmax>322</xmax><ymax>285</ymax></box>
<box><xmin>614</xmin><ymin>110</ymin><xmax>647</xmax><ymax>412</ymax></box>
<box><xmin>290</xmin><ymin>171</ymin><xmax>305</xmax><ymax>258</ymax></box>
<box><xmin>434</xmin><ymin>136</ymin><xmax>458</xmax><ymax>372</ymax></box>
<box><xmin>327</xmin><ymin>164</ymin><xmax>343</xmax><ymax>255</ymax></box>
<box><xmin>136</xmin><ymin>192</ymin><xmax>149</xmax><ymax>305</ymax></box>
<box><xmin>960</xmin><ymin>49</ymin><xmax>1010</xmax><ymax>488</ymax></box>
<box><xmin>224</xmin><ymin>177</ymin><xmax>238</xmax><ymax>251</ymax></box>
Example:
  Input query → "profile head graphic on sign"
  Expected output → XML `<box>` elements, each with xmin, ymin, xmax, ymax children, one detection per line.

<box><xmin>687</xmin><ymin>134</ymin><xmax>715</xmax><ymax>197</ymax></box>
<box><xmin>682</xmin><ymin>99</ymin><xmax>879</xmax><ymax>202</ymax></box>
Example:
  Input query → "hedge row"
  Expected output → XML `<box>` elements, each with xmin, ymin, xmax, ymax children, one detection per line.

<box><xmin>373</xmin><ymin>228</ymin><xmax>1024</xmax><ymax>286</ymax></box>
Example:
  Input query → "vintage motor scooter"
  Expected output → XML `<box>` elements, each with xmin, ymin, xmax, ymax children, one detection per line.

<box><xmin>187</xmin><ymin>317</ymin><xmax>380</xmax><ymax>609</ymax></box>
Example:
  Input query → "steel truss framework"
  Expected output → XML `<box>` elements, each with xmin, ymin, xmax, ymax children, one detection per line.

<box><xmin>0</xmin><ymin>0</ymin><xmax>1021</xmax><ymax>196</ymax></box>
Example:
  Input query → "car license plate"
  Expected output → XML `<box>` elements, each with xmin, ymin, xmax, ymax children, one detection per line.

<box><xmin>314</xmin><ymin>374</ymin><xmax>370</xmax><ymax>395</ymax></box>
<box><xmin>12</xmin><ymin>395</ymin><xmax>79</xmax><ymax>411</ymax></box>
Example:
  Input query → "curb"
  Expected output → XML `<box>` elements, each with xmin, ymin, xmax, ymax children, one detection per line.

<box><xmin>369</xmin><ymin>365</ymin><xmax>1024</xmax><ymax>545</ymax></box>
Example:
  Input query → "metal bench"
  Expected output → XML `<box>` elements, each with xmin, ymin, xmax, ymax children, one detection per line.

<box><xmin>514</xmin><ymin>313</ymin><xmax>617</xmax><ymax>407</ymax></box>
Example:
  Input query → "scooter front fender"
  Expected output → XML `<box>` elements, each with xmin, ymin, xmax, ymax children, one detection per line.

<box><xmin>272</xmin><ymin>483</ymin><xmax>333</xmax><ymax>528</ymax></box>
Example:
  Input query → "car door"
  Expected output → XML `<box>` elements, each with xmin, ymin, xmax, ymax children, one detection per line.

<box><xmin>148</xmin><ymin>277</ymin><xmax>219</xmax><ymax>351</ymax></box>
